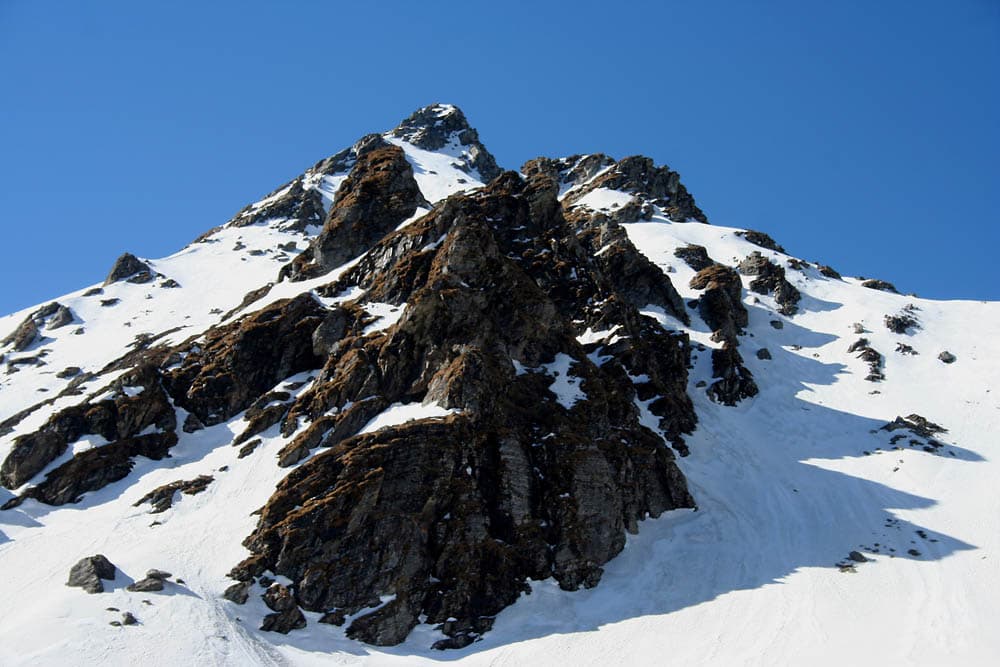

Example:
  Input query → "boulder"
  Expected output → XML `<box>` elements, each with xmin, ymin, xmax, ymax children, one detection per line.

<box><xmin>104</xmin><ymin>253</ymin><xmax>151</xmax><ymax>285</ymax></box>
<box><xmin>67</xmin><ymin>555</ymin><xmax>117</xmax><ymax>593</ymax></box>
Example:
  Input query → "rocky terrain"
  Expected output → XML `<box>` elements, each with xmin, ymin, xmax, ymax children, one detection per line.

<box><xmin>0</xmin><ymin>104</ymin><xmax>997</xmax><ymax>666</ymax></box>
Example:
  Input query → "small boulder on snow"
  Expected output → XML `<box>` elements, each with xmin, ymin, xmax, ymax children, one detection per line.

<box><xmin>938</xmin><ymin>351</ymin><xmax>956</xmax><ymax>364</ymax></box>
<box><xmin>104</xmin><ymin>253</ymin><xmax>151</xmax><ymax>285</ymax></box>
<box><xmin>67</xmin><ymin>555</ymin><xmax>117</xmax><ymax>593</ymax></box>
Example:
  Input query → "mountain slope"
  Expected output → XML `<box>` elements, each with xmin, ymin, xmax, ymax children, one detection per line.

<box><xmin>0</xmin><ymin>104</ymin><xmax>997</xmax><ymax>666</ymax></box>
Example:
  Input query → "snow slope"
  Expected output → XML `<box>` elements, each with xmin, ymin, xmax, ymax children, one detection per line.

<box><xmin>1</xmin><ymin>125</ymin><xmax>998</xmax><ymax>666</ymax></box>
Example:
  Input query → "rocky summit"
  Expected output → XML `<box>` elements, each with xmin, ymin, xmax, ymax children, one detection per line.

<box><xmin>1</xmin><ymin>104</ymin><xmax>998</xmax><ymax>665</ymax></box>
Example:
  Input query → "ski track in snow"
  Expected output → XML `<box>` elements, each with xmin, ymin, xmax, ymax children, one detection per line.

<box><xmin>1</xmin><ymin>136</ymin><xmax>998</xmax><ymax>666</ymax></box>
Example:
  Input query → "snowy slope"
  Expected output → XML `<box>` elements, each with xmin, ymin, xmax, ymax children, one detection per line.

<box><xmin>1</xmin><ymin>115</ymin><xmax>998</xmax><ymax>666</ymax></box>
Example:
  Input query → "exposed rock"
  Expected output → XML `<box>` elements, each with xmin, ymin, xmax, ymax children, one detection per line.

<box><xmin>133</xmin><ymin>476</ymin><xmax>214</xmax><ymax>513</ymax></box>
<box><xmin>738</xmin><ymin>252</ymin><xmax>800</xmax><ymax>315</ymax></box>
<box><xmin>690</xmin><ymin>265</ymin><xmax>747</xmax><ymax>343</ymax></box>
<box><xmin>285</xmin><ymin>145</ymin><xmax>428</xmax><ymax>280</ymax></box>
<box><xmin>818</xmin><ymin>264</ymin><xmax>842</xmax><ymax>279</ymax></box>
<box><xmin>881</xmin><ymin>414</ymin><xmax>946</xmax><ymax>438</ymax></box>
<box><xmin>104</xmin><ymin>253</ymin><xmax>151</xmax><ymax>285</ymax></box>
<box><xmin>884</xmin><ymin>311</ymin><xmax>919</xmax><ymax>334</ymax></box>
<box><xmin>862</xmin><ymin>279</ymin><xmax>898</xmax><ymax>293</ymax></box>
<box><xmin>847</xmin><ymin>338</ymin><xmax>885</xmax><ymax>382</ymax></box>
<box><xmin>122</xmin><ymin>612</ymin><xmax>138</xmax><ymax>626</ymax></box>
<box><xmin>47</xmin><ymin>305</ymin><xmax>75</xmax><ymax>329</ymax></box>
<box><xmin>756</xmin><ymin>348</ymin><xmax>772</xmax><ymax>360</ymax></box>
<box><xmin>237</xmin><ymin>438</ymin><xmax>263</xmax><ymax>459</ymax></box>
<box><xmin>708</xmin><ymin>345</ymin><xmax>759</xmax><ymax>405</ymax></box>
<box><xmin>127</xmin><ymin>577</ymin><xmax>165</xmax><ymax>593</ymax></box>
<box><xmin>938</xmin><ymin>351</ymin><xmax>956</xmax><ymax>364</ymax></box>
<box><xmin>260</xmin><ymin>584</ymin><xmax>307</xmax><ymax>634</ymax></box>
<box><xmin>2</xmin><ymin>316</ymin><xmax>39</xmax><ymax>351</ymax></box>
<box><xmin>673</xmin><ymin>244</ymin><xmax>714</xmax><ymax>271</ymax></box>
<box><xmin>769</xmin><ymin>320</ymin><xmax>783</xmax><ymax>330</ymax></box>
<box><xmin>67</xmin><ymin>554</ymin><xmax>117</xmax><ymax>593</ymax></box>
<box><xmin>100</xmin><ymin>298</ymin><xmax>120</xmax><ymax>307</ymax></box>
<box><xmin>390</xmin><ymin>104</ymin><xmax>501</xmax><ymax>182</ymax></box>
<box><xmin>223</xmin><ymin>581</ymin><xmax>251</xmax><ymax>604</ymax></box>
<box><xmin>848</xmin><ymin>551</ymin><xmax>868</xmax><ymax>563</ymax></box>
<box><xmin>229</xmin><ymin>176</ymin><xmax>326</xmax><ymax>232</ymax></box>
<box><xmin>737</xmin><ymin>230</ymin><xmax>786</xmax><ymax>253</ymax></box>
<box><xmin>57</xmin><ymin>366</ymin><xmax>82</xmax><ymax>378</ymax></box>
<box><xmin>895</xmin><ymin>343</ymin><xmax>918</xmax><ymax>355</ymax></box>
<box><xmin>145</xmin><ymin>569</ymin><xmax>172</xmax><ymax>580</ymax></box>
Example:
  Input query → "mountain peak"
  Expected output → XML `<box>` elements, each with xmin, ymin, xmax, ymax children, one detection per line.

<box><xmin>389</xmin><ymin>103</ymin><xmax>502</xmax><ymax>182</ymax></box>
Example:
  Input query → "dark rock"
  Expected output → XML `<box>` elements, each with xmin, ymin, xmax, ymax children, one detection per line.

<box><xmin>818</xmin><ymin>264</ymin><xmax>842</xmax><ymax>279</ymax></box>
<box><xmin>260</xmin><ymin>584</ymin><xmax>307</xmax><ymax>634</ymax></box>
<box><xmin>884</xmin><ymin>312</ymin><xmax>919</xmax><ymax>334</ymax></box>
<box><xmin>689</xmin><ymin>265</ymin><xmax>747</xmax><ymax>343</ymax></box>
<box><xmin>104</xmin><ymin>253</ymin><xmax>151</xmax><ymax>285</ymax></box>
<box><xmin>57</xmin><ymin>366</ymin><xmax>82</xmax><ymax>378</ymax></box>
<box><xmin>737</xmin><ymin>230</ymin><xmax>786</xmax><ymax>253</ymax></box>
<box><xmin>100</xmin><ymin>298</ymin><xmax>120</xmax><ymax>307</ymax></box>
<box><xmin>756</xmin><ymin>348</ymin><xmax>772</xmax><ymax>360</ymax></box>
<box><xmin>286</xmin><ymin>145</ymin><xmax>428</xmax><ymax>279</ymax></box>
<box><xmin>237</xmin><ymin>438</ymin><xmax>263</xmax><ymax>459</ymax></box>
<box><xmin>938</xmin><ymin>351</ymin><xmax>956</xmax><ymax>364</ymax></box>
<box><xmin>389</xmin><ymin>104</ymin><xmax>501</xmax><ymax>182</ymax></box>
<box><xmin>769</xmin><ymin>320</ymin><xmax>783</xmax><ymax>330</ymax></box>
<box><xmin>2</xmin><ymin>316</ymin><xmax>39</xmax><ymax>351</ymax></box>
<box><xmin>122</xmin><ymin>612</ymin><xmax>138</xmax><ymax>626</ymax></box>
<box><xmin>707</xmin><ymin>346</ymin><xmax>758</xmax><ymax>405</ymax></box>
<box><xmin>67</xmin><ymin>554</ymin><xmax>117</xmax><ymax>593</ymax></box>
<box><xmin>895</xmin><ymin>343</ymin><xmax>917</xmax><ymax>355</ymax></box>
<box><xmin>319</xmin><ymin>609</ymin><xmax>347</xmax><ymax>626</ymax></box>
<box><xmin>182</xmin><ymin>413</ymin><xmax>204</xmax><ymax>433</ymax></box>
<box><xmin>160</xmin><ymin>278</ymin><xmax>180</xmax><ymax>289</ymax></box>
<box><xmin>673</xmin><ymin>244</ymin><xmax>714</xmax><ymax>271</ymax></box>
<box><xmin>134</xmin><ymin>476</ymin><xmax>213</xmax><ymax>513</ymax></box>
<box><xmin>223</xmin><ymin>581</ymin><xmax>251</xmax><ymax>604</ymax></box>
<box><xmin>862</xmin><ymin>279</ymin><xmax>898</xmax><ymax>293</ymax></box>
<box><xmin>47</xmin><ymin>305</ymin><xmax>75</xmax><ymax>329</ymax></box>
<box><xmin>83</xmin><ymin>287</ymin><xmax>104</xmax><ymax>297</ymax></box>
<box><xmin>145</xmin><ymin>569</ymin><xmax>173</xmax><ymax>580</ymax></box>
<box><xmin>880</xmin><ymin>414</ymin><xmax>946</xmax><ymax>438</ymax></box>
<box><xmin>738</xmin><ymin>252</ymin><xmax>800</xmax><ymax>315</ymax></box>
<box><xmin>848</xmin><ymin>551</ymin><xmax>868</xmax><ymax>563</ymax></box>
<box><xmin>127</xmin><ymin>577</ymin><xmax>165</xmax><ymax>593</ymax></box>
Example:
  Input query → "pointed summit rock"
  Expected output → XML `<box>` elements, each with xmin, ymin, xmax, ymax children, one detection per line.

<box><xmin>389</xmin><ymin>103</ymin><xmax>502</xmax><ymax>182</ymax></box>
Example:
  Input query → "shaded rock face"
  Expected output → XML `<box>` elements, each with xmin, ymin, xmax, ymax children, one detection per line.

<box><xmin>104</xmin><ymin>253</ymin><xmax>151</xmax><ymax>285</ymax></box>
<box><xmin>2</xmin><ymin>302</ymin><xmax>77</xmax><ymax>352</ymax></box>
<box><xmin>862</xmin><ymin>279</ymin><xmax>898</xmax><ymax>293</ymax></box>
<box><xmin>285</xmin><ymin>145</ymin><xmax>428</xmax><ymax>280</ymax></box>
<box><xmin>738</xmin><ymin>252</ymin><xmax>800</xmax><ymax>316</ymax></box>
<box><xmin>848</xmin><ymin>338</ymin><xmax>884</xmax><ymax>382</ymax></box>
<box><xmin>67</xmin><ymin>555</ymin><xmax>117</xmax><ymax>593</ymax></box>
<box><xmin>673</xmin><ymin>244</ymin><xmax>714</xmax><ymax>271</ymax></box>
<box><xmin>737</xmin><ymin>230</ymin><xmax>786</xmax><ymax>253</ymax></box>
<box><xmin>690</xmin><ymin>265</ymin><xmax>747</xmax><ymax>343</ymax></box>
<box><xmin>228</xmin><ymin>176</ymin><xmax>326</xmax><ymax>232</ymax></box>
<box><xmin>389</xmin><ymin>103</ymin><xmax>501</xmax><ymax>182</ymax></box>
<box><xmin>225</xmin><ymin>169</ymin><xmax>696</xmax><ymax>647</ymax></box>
<box><xmin>708</xmin><ymin>346</ymin><xmax>759</xmax><ymax>406</ymax></box>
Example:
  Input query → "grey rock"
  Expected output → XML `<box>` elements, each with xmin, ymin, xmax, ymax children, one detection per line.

<box><xmin>938</xmin><ymin>351</ymin><xmax>956</xmax><ymax>364</ymax></box>
<box><xmin>104</xmin><ymin>253</ymin><xmax>151</xmax><ymax>285</ymax></box>
<box><xmin>848</xmin><ymin>550</ymin><xmax>868</xmax><ymax>563</ymax></box>
<box><xmin>67</xmin><ymin>555</ymin><xmax>117</xmax><ymax>593</ymax></box>
<box><xmin>223</xmin><ymin>581</ymin><xmax>250</xmax><ymax>604</ymax></box>
<box><xmin>145</xmin><ymin>569</ymin><xmax>172</xmax><ymax>580</ymax></box>
<box><xmin>756</xmin><ymin>348</ymin><xmax>772</xmax><ymax>360</ymax></box>
<box><xmin>122</xmin><ymin>612</ymin><xmax>138</xmax><ymax>626</ymax></box>
<box><xmin>127</xmin><ymin>577</ymin><xmax>165</xmax><ymax>592</ymax></box>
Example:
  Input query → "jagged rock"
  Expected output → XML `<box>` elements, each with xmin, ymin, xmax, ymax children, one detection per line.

<box><xmin>738</xmin><ymin>252</ymin><xmax>800</xmax><ymax>315</ymax></box>
<box><xmin>881</xmin><ymin>414</ymin><xmax>946</xmax><ymax>438</ymax></box>
<box><xmin>5</xmin><ymin>432</ymin><xmax>178</xmax><ymax>507</ymax></box>
<box><xmin>673</xmin><ymin>244</ymin><xmax>714</xmax><ymax>271</ymax></box>
<box><xmin>133</xmin><ymin>476</ymin><xmax>214</xmax><ymax>513</ymax></box>
<box><xmin>848</xmin><ymin>338</ymin><xmax>885</xmax><ymax>382</ymax></box>
<box><xmin>122</xmin><ymin>612</ymin><xmax>138</xmax><ymax>626</ymax></box>
<box><xmin>1</xmin><ymin>365</ymin><xmax>176</xmax><ymax>490</ymax></box>
<box><xmin>104</xmin><ymin>253</ymin><xmax>151</xmax><ymax>285</ymax></box>
<box><xmin>2</xmin><ymin>316</ymin><xmax>39</xmax><ymax>351</ymax></box>
<box><xmin>47</xmin><ymin>305</ymin><xmax>75</xmax><ymax>329</ymax></box>
<box><xmin>708</xmin><ymin>346</ymin><xmax>758</xmax><ymax>405</ymax></box>
<box><xmin>162</xmin><ymin>294</ymin><xmax>325</xmax><ymax>427</ymax></box>
<box><xmin>895</xmin><ymin>343</ymin><xmax>918</xmax><ymax>355</ymax></box>
<box><xmin>127</xmin><ymin>577</ymin><xmax>165</xmax><ymax>592</ymax></box>
<box><xmin>229</xmin><ymin>176</ymin><xmax>327</xmax><ymax>232</ymax></box>
<box><xmin>862</xmin><ymin>279</ymin><xmax>898</xmax><ymax>293</ymax></box>
<box><xmin>689</xmin><ymin>265</ymin><xmax>747</xmax><ymax>343</ymax></box>
<box><xmin>938</xmin><ymin>351</ymin><xmax>956</xmax><ymax>364</ymax></box>
<box><xmin>260</xmin><ymin>584</ymin><xmax>307</xmax><ymax>634</ymax></box>
<box><xmin>389</xmin><ymin>104</ymin><xmax>501</xmax><ymax>182</ymax></box>
<box><xmin>884</xmin><ymin>312</ymin><xmax>919</xmax><ymax>334</ymax></box>
<box><xmin>67</xmin><ymin>555</ymin><xmax>117</xmax><ymax>593</ymax></box>
<box><xmin>737</xmin><ymin>230</ymin><xmax>786</xmax><ymax>253</ymax></box>
<box><xmin>285</xmin><ymin>145</ymin><xmax>428</xmax><ymax>279</ymax></box>
<box><xmin>818</xmin><ymin>264</ymin><xmax>841</xmax><ymax>279</ymax></box>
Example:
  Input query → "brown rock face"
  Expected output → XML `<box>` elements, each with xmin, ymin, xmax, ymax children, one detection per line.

<box><xmin>226</xmin><ymin>168</ymin><xmax>696</xmax><ymax>647</ymax></box>
<box><xmin>285</xmin><ymin>145</ymin><xmax>428</xmax><ymax>279</ymax></box>
<box><xmin>738</xmin><ymin>252</ymin><xmax>801</xmax><ymax>316</ymax></box>
<box><xmin>690</xmin><ymin>264</ymin><xmax>748</xmax><ymax>343</ymax></box>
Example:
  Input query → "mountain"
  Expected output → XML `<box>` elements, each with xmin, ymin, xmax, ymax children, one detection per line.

<box><xmin>0</xmin><ymin>104</ymin><xmax>997</xmax><ymax>666</ymax></box>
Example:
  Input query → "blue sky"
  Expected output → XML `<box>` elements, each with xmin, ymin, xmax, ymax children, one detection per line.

<box><xmin>1</xmin><ymin>0</ymin><xmax>997</xmax><ymax>315</ymax></box>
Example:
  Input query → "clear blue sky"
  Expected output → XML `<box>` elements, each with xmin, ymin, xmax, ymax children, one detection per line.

<box><xmin>1</xmin><ymin>0</ymin><xmax>997</xmax><ymax>316</ymax></box>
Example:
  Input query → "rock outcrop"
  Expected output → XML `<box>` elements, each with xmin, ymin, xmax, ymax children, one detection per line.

<box><xmin>738</xmin><ymin>252</ymin><xmax>800</xmax><ymax>316</ymax></box>
<box><xmin>67</xmin><ymin>554</ymin><xmax>117</xmax><ymax>593</ymax></box>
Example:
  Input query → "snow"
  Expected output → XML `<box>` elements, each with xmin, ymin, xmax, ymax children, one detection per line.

<box><xmin>361</xmin><ymin>302</ymin><xmax>406</xmax><ymax>335</ymax></box>
<box><xmin>384</xmin><ymin>136</ymin><xmax>486</xmax><ymax>204</ymax></box>
<box><xmin>359</xmin><ymin>402</ymin><xmax>458</xmax><ymax>434</ymax></box>
<box><xmin>1</xmin><ymin>135</ymin><xmax>999</xmax><ymax>666</ymax></box>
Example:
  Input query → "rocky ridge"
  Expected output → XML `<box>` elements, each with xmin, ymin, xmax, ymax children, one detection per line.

<box><xmin>1</xmin><ymin>104</ymin><xmax>832</xmax><ymax>649</ymax></box>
